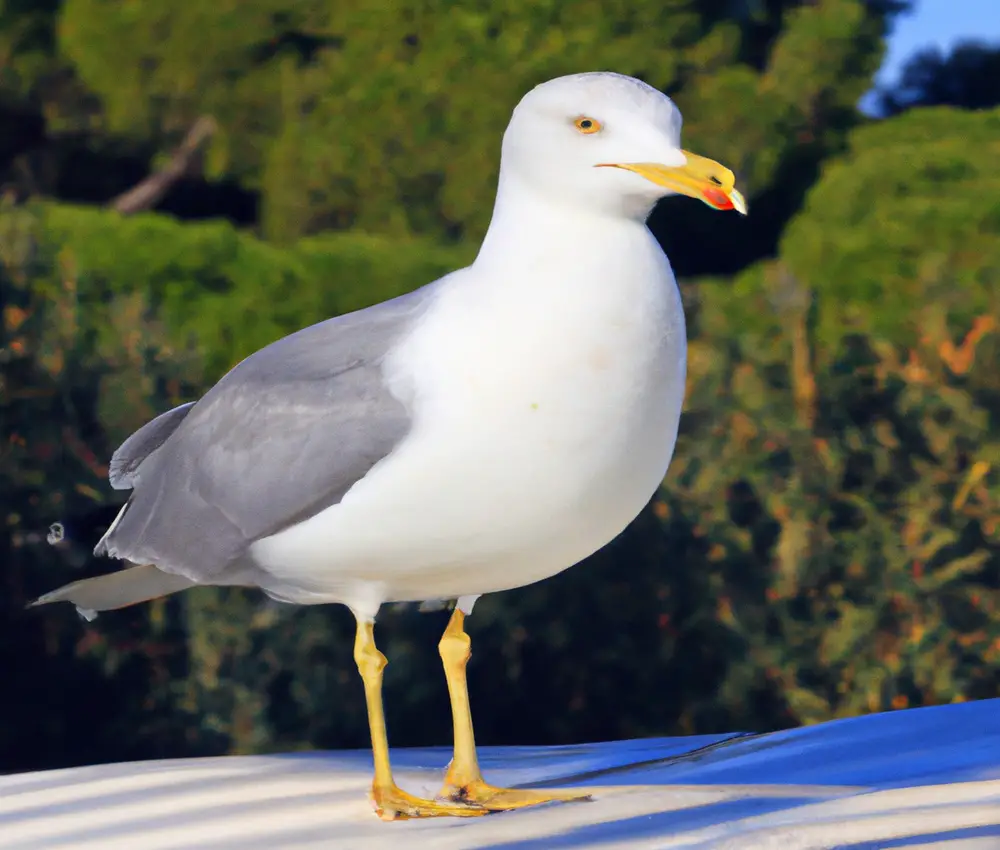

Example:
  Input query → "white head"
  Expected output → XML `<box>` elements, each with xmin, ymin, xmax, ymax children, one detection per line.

<box><xmin>499</xmin><ymin>72</ymin><xmax>746</xmax><ymax>220</ymax></box>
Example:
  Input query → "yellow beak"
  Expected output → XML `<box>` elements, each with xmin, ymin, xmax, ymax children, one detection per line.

<box><xmin>597</xmin><ymin>151</ymin><xmax>747</xmax><ymax>214</ymax></box>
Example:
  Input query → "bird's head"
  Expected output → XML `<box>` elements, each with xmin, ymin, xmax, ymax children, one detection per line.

<box><xmin>501</xmin><ymin>72</ymin><xmax>747</xmax><ymax>220</ymax></box>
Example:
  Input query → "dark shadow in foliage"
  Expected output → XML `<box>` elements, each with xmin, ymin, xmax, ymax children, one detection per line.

<box><xmin>0</xmin><ymin>103</ymin><xmax>45</xmax><ymax>177</ymax></box>
<box><xmin>249</xmin><ymin>30</ymin><xmax>344</xmax><ymax>66</ymax></box>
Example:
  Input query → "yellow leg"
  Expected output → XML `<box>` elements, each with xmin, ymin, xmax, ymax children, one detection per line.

<box><xmin>353</xmin><ymin>616</ymin><xmax>487</xmax><ymax>820</ymax></box>
<box><xmin>436</xmin><ymin>607</ymin><xmax>593</xmax><ymax>811</ymax></box>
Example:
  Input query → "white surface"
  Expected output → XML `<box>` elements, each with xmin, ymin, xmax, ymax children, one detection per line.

<box><xmin>3</xmin><ymin>700</ymin><xmax>999</xmax><ymax>849</ymax></box>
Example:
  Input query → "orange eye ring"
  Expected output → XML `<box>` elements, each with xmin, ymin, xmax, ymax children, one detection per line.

<box><xmin>574</xmin><ymin>116</ymin><xmax>602</xmax><ymax>134</ymax></box>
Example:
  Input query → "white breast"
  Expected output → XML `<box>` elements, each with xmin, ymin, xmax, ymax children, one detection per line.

<box><xmin>251</xmin><ymin>221</ymin><xmax>687</xmax><ymax>612</ymax></box>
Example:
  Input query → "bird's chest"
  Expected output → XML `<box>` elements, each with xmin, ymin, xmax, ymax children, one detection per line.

<box><xmin>393</xmin><ymin>251</ymin><xmax>687</xmax><ymax>508</ymax></box>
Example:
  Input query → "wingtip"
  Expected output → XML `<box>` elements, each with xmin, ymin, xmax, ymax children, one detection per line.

<box><xmin>25</xmin><ymin>588</ymin><xmax>99</xmax><ymax>621</ymax></box>
<box><xmin>26</xmin><ymin>588</ymin><xmax>62</xmax><ymax>610</ymax></box>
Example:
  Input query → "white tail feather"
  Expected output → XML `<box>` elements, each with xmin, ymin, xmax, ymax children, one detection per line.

<box><xmin>29</xmin><ymin>565</ymin><xmax>195</xmax><ymax>621</ymax></box>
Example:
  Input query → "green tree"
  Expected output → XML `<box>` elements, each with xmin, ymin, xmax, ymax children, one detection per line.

<box><xmin>780</xmin><ymin>106</ymin><xmax>1000</xmax><ymax>346</ymax></box>
<box><xmin>37</xmin><ymin>203</ymin><xmax>468</xmax><ymax>378</ymax></box>
<box><xmin>679</xmin><ymin>105</ymin><xmax>1000</xmax><ymax>722</ymax></box>
<box><xmin>57</xmin><ymin>0</ymin><xmax>901</xmax><ymax>271</ymax></box>
<box><xmin>0</xmin><ymin>197</ymin><xmax>199</xmax><ymax>771</ymax></box>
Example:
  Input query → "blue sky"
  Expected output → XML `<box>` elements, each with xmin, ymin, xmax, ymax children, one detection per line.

<box><xmin>878</xmin><ymin>0</ymin><xmax>1000</xmax><ymax>85</ymax></box>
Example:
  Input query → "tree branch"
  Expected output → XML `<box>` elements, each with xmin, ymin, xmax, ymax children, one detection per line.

<box><xmin>109</xmin><ymin>116</ymin><xmax>217</xmax><ymax>216</ymax></box>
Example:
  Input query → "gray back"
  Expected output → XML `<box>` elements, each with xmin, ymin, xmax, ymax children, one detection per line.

<box><xmin>96</xmin><ymin>285</ymin><xmax>435</xmax><ymax>579</ymax></box>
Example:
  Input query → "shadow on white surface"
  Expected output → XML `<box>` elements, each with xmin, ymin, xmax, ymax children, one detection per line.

<box><xmin>1</xmin><ymin>699</ymin><xmax>998</xmax><ymax>849</ymax></box>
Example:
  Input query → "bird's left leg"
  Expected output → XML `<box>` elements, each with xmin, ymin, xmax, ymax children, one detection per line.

<box><xmin>435</xmin><ymin>600</ymin><xmax>592</xmax><ymax>811</ymax></box>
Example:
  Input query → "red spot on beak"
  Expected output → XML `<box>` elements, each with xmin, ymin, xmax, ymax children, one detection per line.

<box><xmin>702</xmin><ymin>187</ymin><xmax>733</xmax><ymax>210</ymax></box>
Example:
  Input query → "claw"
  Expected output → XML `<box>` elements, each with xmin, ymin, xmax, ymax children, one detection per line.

<box><xmin>438</xmin><ymin>778</ymin><xmax>593</xmax><ymax>812</ymax></box>
<box><xmin>371</xmin><ymin>783</ymin><xmax>489</xmax><ymax>820</ymax></box>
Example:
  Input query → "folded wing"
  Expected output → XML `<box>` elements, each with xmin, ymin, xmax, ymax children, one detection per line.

<box><xmin>95</xmin><ymin>286</ymin><xmax>432</xmax><ymax>582</ymax></box>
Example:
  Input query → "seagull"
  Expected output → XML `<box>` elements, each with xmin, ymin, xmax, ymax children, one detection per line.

<box><xmin>32</xmin><ymin>71</ymin><xmax>746</xmax><ymax>820</ymax></box>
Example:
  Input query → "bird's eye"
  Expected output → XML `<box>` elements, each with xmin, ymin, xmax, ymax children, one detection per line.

<box><xmin>574</xmin><ymin>117</ymin><xmax>602</xmax><ymax>135</ymax></box>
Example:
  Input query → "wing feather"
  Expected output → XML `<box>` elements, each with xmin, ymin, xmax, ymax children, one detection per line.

<box><xmin>108</xmin><ymin>402</ymin><xmax>195</xmax><ymax>489</ymax></box>
<box><xmin>95</xmin><ymin>286</ymin><xmax>432</xmax><ymax>580</ymax></box>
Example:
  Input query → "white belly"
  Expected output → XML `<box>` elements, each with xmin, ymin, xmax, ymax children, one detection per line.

<box><xmin>250</xmin><ymin>230</ymin><xmax>686</xmax><ymax>616</ymax></box>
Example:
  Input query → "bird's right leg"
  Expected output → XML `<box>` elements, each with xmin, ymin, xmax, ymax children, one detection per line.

<box><xmin>352</xmin><ymin>616</ymin><xmax>487</xmax><ymax>820</ymax></box>
<box><xmin>435</xmin><ymin>606</ymin><xmax>592</xmax><ymax>810</ymax></box>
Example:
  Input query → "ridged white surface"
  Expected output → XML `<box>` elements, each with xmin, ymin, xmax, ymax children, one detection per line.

<box><xmin>3</xmin><ymin>701</ymin><xmax>999</xmax><ymax>849</ymax></box>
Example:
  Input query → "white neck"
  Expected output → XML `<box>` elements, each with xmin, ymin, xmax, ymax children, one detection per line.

<box><xmin>473</xmin><ymin>171</ymin><xmax>655</xmax><ymax>273</ymax></box>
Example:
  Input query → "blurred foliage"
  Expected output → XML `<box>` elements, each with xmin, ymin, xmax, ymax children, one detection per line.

<box><xmin>0</xmin><ymin>196</ymin><xmax>196</xmax><ymax>771</ymax></box>
<box><xmin>0</xmin><ymin>0</ymin><xmax>897</xmax><ymax>277</ymax></box>
<box><xmin>781</xmin><ymin>107</ymin><xmax>1000</xmax><ymax>346</ymax></box>
<box><xmin>2</xmin><ymin>0</ymin><xmax>998</xmax><ymax>776</ymax></box>
<box><xmin>36</xmin><ymin>204</ymin><xmax>469</xmax><ymax>380</ymax></box>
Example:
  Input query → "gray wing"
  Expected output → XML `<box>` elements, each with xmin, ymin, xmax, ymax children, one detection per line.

<box><xmin>108</xmin><ymin>402</ymin><xmax>195</xmax><ymax>489</ymax></box>
<box><xmin>95</xmin><ymin>285</ymin><xmax>435</xmax><ymax>580</ymax></box>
